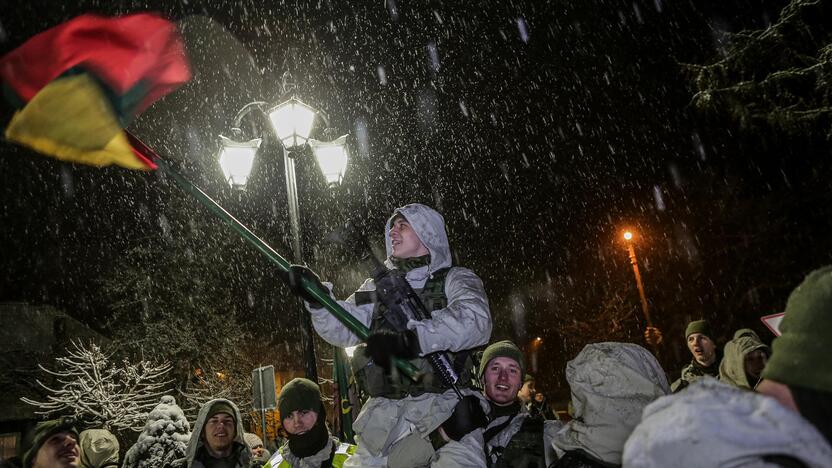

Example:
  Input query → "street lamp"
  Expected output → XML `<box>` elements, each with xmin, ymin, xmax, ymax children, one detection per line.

<box><xmin>216</xmin><ymin>94</ymin><xmax>350</xmax><ymax>384</ymax></box>
<box><xmin>622</xmin><ymin>230</ymin><xmax>660</xmax><ymax>353</ymax></box>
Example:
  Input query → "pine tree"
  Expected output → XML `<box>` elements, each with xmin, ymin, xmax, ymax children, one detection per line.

<box><xmin>122</xmin><ymin>395</ymin><xmax>191</xmax><ymax>468</ymax></box>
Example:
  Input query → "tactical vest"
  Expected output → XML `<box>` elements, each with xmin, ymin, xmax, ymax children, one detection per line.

<box><xmin>489</xmin><ymin>417</ymin><xmax>545</xmax><ymax>468</ymax></box>
<box><xmin>351</xmin><ymin>267</ymin><xmax>478</xmax><ymax>398</ymax></box>
<box><xmin>264</xmin><ymin>442</ymin><xmax>356</xmax><ymax>468</ymax></box>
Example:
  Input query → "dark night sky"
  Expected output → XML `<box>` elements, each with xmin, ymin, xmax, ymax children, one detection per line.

<box><xmin>2</xmin><ymin>0</ymin><xmax>829</xmax><ymax>394</ymax></box>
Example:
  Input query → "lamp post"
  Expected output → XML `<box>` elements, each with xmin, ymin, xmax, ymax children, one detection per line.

<box><xmin>623</xmin><ymin>230</ymin><xmax>653</xmax><ymax>327</ymax></box>
<box><xmin>217</xmin><ymin>94</ymin><xmax>350</xmax><ymax>384</ymax></box>
<box><xmin>622</xmin><ymin>230</ymin><xmax>663</xmax><ymax>355</ymax></box>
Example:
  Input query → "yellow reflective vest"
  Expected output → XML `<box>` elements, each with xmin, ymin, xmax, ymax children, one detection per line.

<box><xmin>263</xmin><ymin>442</ymin><xmax>356</xmax><ymax>468</ymax></box>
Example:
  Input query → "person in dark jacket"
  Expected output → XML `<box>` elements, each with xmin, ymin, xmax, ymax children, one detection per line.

<box><xmin>670</xmin><ymin>320</ymin><xmax>720</xmax><ymax>392</ymax></box>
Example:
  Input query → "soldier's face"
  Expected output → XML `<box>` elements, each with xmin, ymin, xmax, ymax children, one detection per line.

<box><xmin>482</xmin><ymin>357</ymin><xmax>523</xmax><ymax>406</ymax></box>
<box><xmin>517</xmin><ymin>380</ymin><xmax>535</xmax><ymax>403</ymax></box>
<box><xmin>283</xmin><ymin>409</ymin><xmax>318</xmax><ymax>435</ymax></box>
<box><xmin>687</xmin><ymin>333</ymin><xmax>716</xmax><ymax>366</ymax></box>
<box><xmin>744</xmin><ymin>349</ymin><xmax>768</xmax><ymax>380</ymax></box>
<box><xmin>204</xmin><ymin>413</ymin><xmax>236</xmax><ymax>453</ymax></box>
<box><xmin>32</xmin><ymin>431</ymin><xmax>79</xmax><ymax>468</ymax></box>
<box><xmin>390</xmin><ymin>217</ymin><xmax>429</xmax><ymax>259</ymax></box>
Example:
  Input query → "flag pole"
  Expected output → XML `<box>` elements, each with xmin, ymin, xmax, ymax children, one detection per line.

<box><xmin>127</xmin><ymin>133</ymin><xmax>421</xmax><ymax>381</ymax></box>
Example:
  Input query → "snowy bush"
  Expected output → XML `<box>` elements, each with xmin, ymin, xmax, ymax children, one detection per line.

<box><xmin>122</xmin><ymin>395</ymin><xmax>191</xmax><ymax>468</ymax></box>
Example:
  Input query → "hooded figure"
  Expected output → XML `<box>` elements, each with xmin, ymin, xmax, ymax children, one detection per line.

<box><xmin>551</xmin><ymin>342</ymin><xmax>669</xmax><ymax>467</ymax></box>
<box><xmin>718</xmin><ymin>328</ymin><xmax>770</xmax><ymax>390</ymax></box>
<box><xmin>623</xmin><ymin>378</ymin><xmax>832</xmax><ymax>467</ymax></box>
<box><xmin>302</xmin><ymin>203</ymin><xmax>492</xmax><ymax>467</ymax></box>
<box><xmin>78</xmin><ymin>429</ymin><xmax>119</xmax><ymax>468</ymax></box>
<box><xmin>264</xmin><ymin>378</ymin><xmax>355</xmax><ymax>468</ymax></box>
<box><xmin>177</xmin><ymin>398</ymin><xmax>250</xmax><ymax>468</ymax></box>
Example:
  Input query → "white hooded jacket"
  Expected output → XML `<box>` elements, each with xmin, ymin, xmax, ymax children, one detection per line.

<box><xmin>623</xmin><ymin>378</ymin><xmax>832</xmax><ymax>467</ymax></box>
<box><xmin>307</xmin><ymin>203</ymin><xmax>492</xmax><ymax>462</ymax></box>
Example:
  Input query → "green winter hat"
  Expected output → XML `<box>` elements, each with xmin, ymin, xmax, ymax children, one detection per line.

<box><xmin>685</xmin><ymin>320</ymin><xmax>713</xmax><ymax>339</ymax></box>
<box><xmin>279</xmin><ymin>378</ymin><xmax>322</xmax><ymax>419</ymax></box>
<box><xmin>763</xmin><ymin>266</ymin><xmax>832</xmax><ymax>394</ymax></box>
<box><xmin>478</xmin><ymin>340</ymin><xmax>525</xmax><ymax>380</ymax></box>
<box><xmin>206</xmin><ymin>401</ymin><xmax>237</xmax><ymax>423</ymax></box>
<box><xmin>22</xmin><ymin>417</ymin><xmax>79</xmax><ymax>468</ymax></box>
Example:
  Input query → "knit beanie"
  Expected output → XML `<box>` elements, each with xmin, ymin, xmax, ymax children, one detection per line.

<box><xmin>22</xmin><ymin>417</ymin><xmax>79</xmax><ymax>468</ymax></box>
<box><xmin>243</xmin><ymin>432</ymin><xmax>263</xmax><ymax>448</ymax></box>
<box><xmin>279</xmin><ymin>378</ymin><xmax>322</xmax><ymax>419</ymax></box>
<box><xmin>763</xmin><ymin>265</ymin><xmax>832</xmax><ymax>394</ymax></box>
<box><xmin>206</xmin><ymin>401</ymin><xmax>237</xmax><ymax>423</ymax></box>
<box><xmin>685</xmin><ymin>320</ymin><xmax>713</xmax><ymax>340</ymax></box>
<box><xmin>524</xmin><ymin>373</ymin><xmax>535</xmax><ymax>384</ymax></box>
<box><xmin>478</xmin><ymin>340</ymin><xmax>525</xmax><ymax>380</ymax></box>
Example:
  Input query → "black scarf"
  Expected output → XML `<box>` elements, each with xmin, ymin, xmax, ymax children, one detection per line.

<box><xmin>489</xmin><ymin>400</ymin><xmax>521</xmax><ymax>419</ymax></box>
<box><xmin>287</xmin><ymin>412</ymin><xmax>330</xmax><ymax>459</ymax></box>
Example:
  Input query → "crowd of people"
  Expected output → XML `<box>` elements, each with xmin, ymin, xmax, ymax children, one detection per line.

<box><xmin>6</xmin><ymin>203</ymin><xmax>832</xmax><ymax>467</ymax></box>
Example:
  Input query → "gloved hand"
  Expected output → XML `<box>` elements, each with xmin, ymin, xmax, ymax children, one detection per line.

<box><xmin>287</xmin><ymin>264</ymin><xmax>325</xmax><ymax>309</ymax></box>
<box><xmin>441</xmin><ymin>395</ymin><xmax>488</xmax><ymax>441</ymax></box>
<box><xmin>366</xmin><ymin>329</ymin><xmax>421</xmax><ymax>370</ymax></box>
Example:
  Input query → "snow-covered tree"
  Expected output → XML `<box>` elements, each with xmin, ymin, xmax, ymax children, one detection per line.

<box><xmin>122</xmin><ymin>395</ymin><xmax>191</xmax><ymax>468</ymax></box>
<box><xmin>21</xmin><ymin>340</ymin><xmax>173</xmax><ymax>433</ymax></box>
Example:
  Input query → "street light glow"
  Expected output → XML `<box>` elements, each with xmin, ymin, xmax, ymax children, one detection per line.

<box><xmin>218</xmin><ymin>136</ymin><xmax>261</xmax><ymax>188</ymax></box>
<box><xmin>309</xmin><ymin>135</ymin><xmax>349</xmax><ymax>185</ymax></box>
<box><xmin>623</xmin><ymin>231</ymin><xmax>633</xmax><ymax>241</ymax></box>
<box><xmin>267</xmin><ymin>98</ymin><xmax>317</xmax><ymax>149</ymax></box>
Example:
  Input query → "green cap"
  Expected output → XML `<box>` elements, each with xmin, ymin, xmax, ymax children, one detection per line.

<box><xmin>478</xmin><ymin>340</ymin><xmax>525</xmax><ymax>380</ymax></box>
<box><xmin>762</xmin><ymin>266</ymin><xmax>832</xmax><ymax>394</ymax></box>
<box><xmin>685</xmin><ymin>320</ymin><xmax>713</xmax><ymax>339</ymax></box>
<box><xmin>22</xmin><ymin>417</ymin><xmax>79</xmax><ymax>468</ymax></box>
<box><xmin>279</xmin><ymin>378</ymin><xmax>322</xmax><ymax>419</ymax></box>
<box><xmin>206</xmin><ymin>401</ymin><xmax>237</xmax><ymax>423</ymax></box>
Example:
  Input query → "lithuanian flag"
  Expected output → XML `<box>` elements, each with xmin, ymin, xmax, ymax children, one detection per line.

<box><xmin>0</xmin><ymin>13</ymin><xmax>191</xmax><ymax>170</ymax></box>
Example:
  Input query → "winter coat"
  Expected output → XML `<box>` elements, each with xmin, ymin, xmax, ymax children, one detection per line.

<box><xmin>718</xmin><ymin>328</ymin><xmax>770</xmax><ymax>390</ymax></box>
<box><xmin>483</xmin><ymin>407</ymin><xmax>548</xmax><ymax>468</ymax></box>
<box><xmin>263</xmin><ymin>437</ymin><xmax>355</xmax><ymax>468</ymax></box>
<box><xmin>307</xmin><ymin>203</ymin><xmax>492</xmax><ymax>462</ymax></box>
<box><xmin>622</xmin><ymin>378</ymin><xmax>832</xmax><ymax>467</ymax></box>
<box><xmin>669</xmin><ymin>357</ymin><xmax>719</xmax><ymax>393</ymax></box>
<box><xmin>552</xmin><ymin>343</ymin><xmax>669</xmax><ymax>467</ymax></box>
<box><xmin>175</xmin><ymin>399</ymin><xmax>251</xmax><ymax>468</ymax></box>
<box><xmin>78</xmin><ymin>428</ymin><xmax>119</xmax><ymax>468</ymax></box>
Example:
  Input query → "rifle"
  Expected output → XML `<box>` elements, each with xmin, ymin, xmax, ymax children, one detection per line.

<box><xmin>371</xmin><ymin>265</ymin><xmax>464</xmax><ymax>400</ymax></box>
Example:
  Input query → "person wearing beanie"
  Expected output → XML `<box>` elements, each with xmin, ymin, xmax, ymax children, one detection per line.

<box><xmin>78</xmin><ymin>428</ymin><xmax>119</xmax><ymax>468</ymax></box>
<box><xmin>719</xmin><ymin>328</ymin><xmax>770</xmax><ymax>390</ymax></box>
<box><xmin>175</xmin><ymin>398</ymin><xmax>250</xmax><ymax>468</ymax></box>
<box><xmin>670</xmin><ymin>319</ymin><xmax>721</xmax><ymax>392</ymax></box>
<box><xmin>243</xmin><ymin>432</ymin><xmax>271</xmax><ymax>467</ymax></box>
<box><xmin>20</xmin><ymin>417</ymin><xmax>79</xmax><ymax>468</ymax></box>
<box><xmin>517</xmin><ymin>373</ymin><xmax>536</xmax><ymax>407</ymax></box>
<box><xmin>286</xmin><ymin>204</ymin><xmax>491</xmax><ymax>466</ymax></box>
<box><xmin>264</xmin><ymin>378</ymin><xmax>355</xmax><ymax>468</ymax></box>
<box><xmin>475</xmin><ymin>340</ymin><xmax>548</xmax><ymax>468</ymax></box>
<box><xmin>758</xmin><ymin>265</ymin><xmax>832</xmax><ymax>446</ymax></box>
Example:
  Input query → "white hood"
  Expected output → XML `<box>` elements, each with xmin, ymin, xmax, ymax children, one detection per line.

<box><xmin>384</xmin><ymin>203</ymin><xmax>452</xmax><ymax>275</ymax></box>
<box><xmin>552</xmin><ymin>342</ymin><xmax>669</xmax><ymax>465</ymax></box>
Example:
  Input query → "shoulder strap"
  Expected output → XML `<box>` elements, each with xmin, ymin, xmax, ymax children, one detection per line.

<box><xmin>484</xmin><ymin>413</ymin><xmax>518</xmax><ymax>444</ymax></box>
